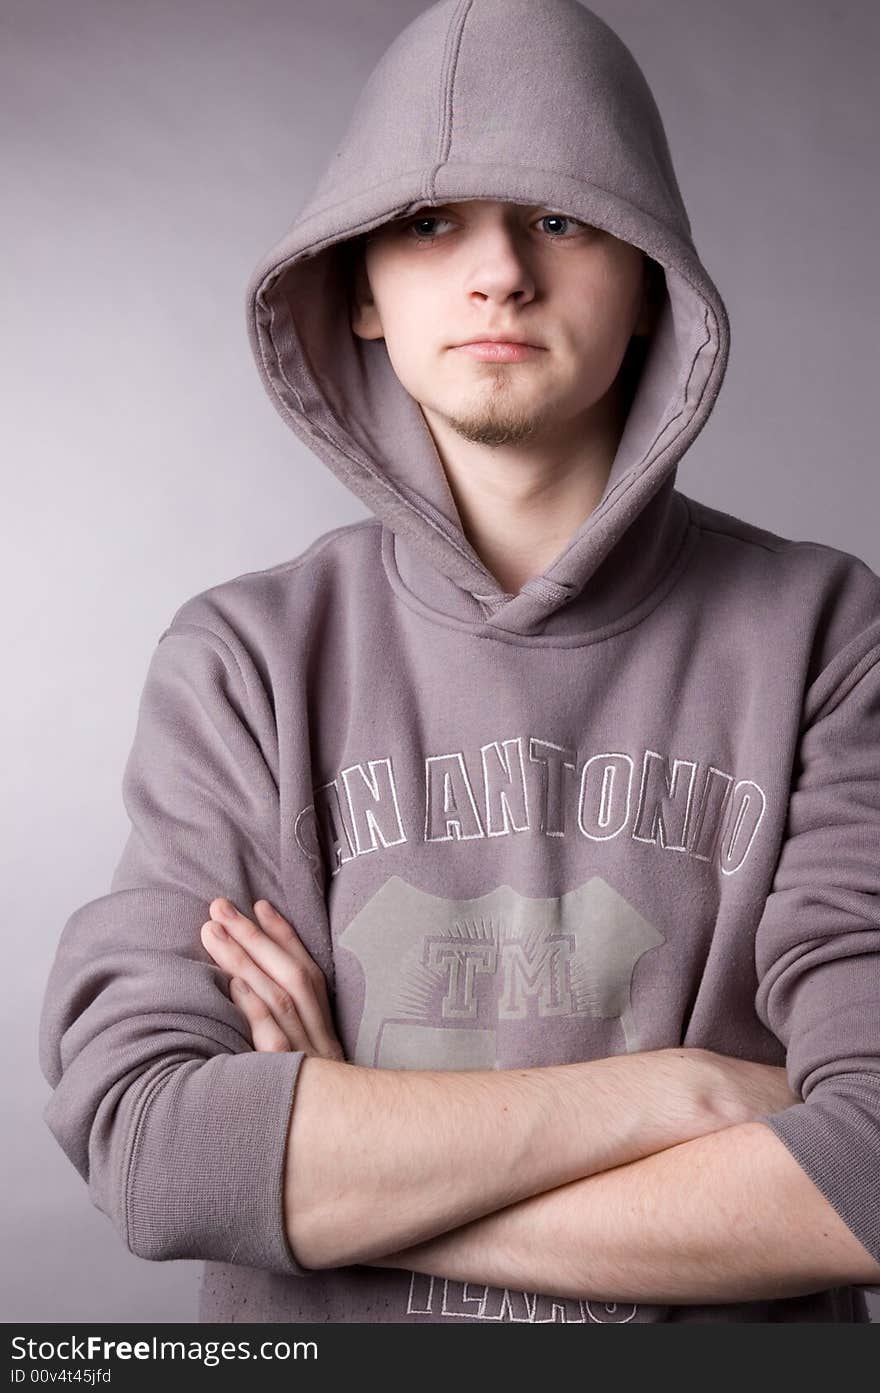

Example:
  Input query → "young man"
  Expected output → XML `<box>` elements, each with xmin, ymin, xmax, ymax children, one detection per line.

<box><xmin>39</xmin><ymin>0</ymin><xmax>880</xmax><ymax>1324</ymax></box>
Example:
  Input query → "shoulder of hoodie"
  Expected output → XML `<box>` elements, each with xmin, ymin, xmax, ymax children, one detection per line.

<box><xmin>155</xmin><ymin>518</ymin><xmax>382</xmax><ymax>655</ymax></box>
<box><xmin>683</xmin><ymin>492</ymin><xmax>880</xmax><ymax>691</ymax></box>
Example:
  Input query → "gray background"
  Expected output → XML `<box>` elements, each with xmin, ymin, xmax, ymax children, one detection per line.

<box><xmin>4</xmin><ymin>0</ymin><xmax>878</xmax><ymax>1322</ymax></box>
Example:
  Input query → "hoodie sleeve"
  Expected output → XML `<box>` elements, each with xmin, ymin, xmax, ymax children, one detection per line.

<box><xmin>37</xmin><ymin>610</ymin><xmax>312</xmax><ymax>1276</ymax></box>
<box><xmin>753</xmin><ymin>617</ymin><xmax>880</xmax><ymax>1292</ymax></box>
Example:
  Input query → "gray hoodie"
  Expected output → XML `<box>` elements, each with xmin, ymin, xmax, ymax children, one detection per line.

<box><xmin>39</xmin><ymin>0</ymin><xmax>880</xmax><ymax>1323</ymax></box>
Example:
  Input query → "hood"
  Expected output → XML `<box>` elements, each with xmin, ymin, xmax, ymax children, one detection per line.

<box><xmin>245</xmin><ymin>0</ymin><xmax>730</xmax><ymax>641</ymax></box>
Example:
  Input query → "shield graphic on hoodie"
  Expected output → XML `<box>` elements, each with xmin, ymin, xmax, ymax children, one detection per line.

<box><xmin>338</xmin><ymin>873</ymin><xmax>665</xmax><ymax>1069</ymax></box>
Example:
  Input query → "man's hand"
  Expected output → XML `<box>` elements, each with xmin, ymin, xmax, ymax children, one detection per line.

<box><xmin>200</xmin><ymin>897</ymin><xmax>346</xmax><ymax>1061</ymax></box>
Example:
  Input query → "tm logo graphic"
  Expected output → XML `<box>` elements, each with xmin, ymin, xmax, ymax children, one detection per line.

<box><xmin>338</xmin><ymin>875</ymin><xmax>664</xmax><ymax>1068</ymax></box>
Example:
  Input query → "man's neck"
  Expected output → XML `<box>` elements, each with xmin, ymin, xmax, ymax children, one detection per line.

<box><xmin>421</xmin><ymin>390</ymin><xmax>626</xmax><ymax>595</ymax></box>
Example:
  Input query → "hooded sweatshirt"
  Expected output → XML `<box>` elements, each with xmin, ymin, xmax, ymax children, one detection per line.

<box><xmin>39</xmin><ymin>0</ymin><xmax>880</xmax><ymax>1325</ymax></box>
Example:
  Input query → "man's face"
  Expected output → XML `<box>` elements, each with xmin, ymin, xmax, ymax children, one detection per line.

<box><xmin>349</xmin><ymin>199</ymin><xmax>654</xmax><ymax>448</ymax></box>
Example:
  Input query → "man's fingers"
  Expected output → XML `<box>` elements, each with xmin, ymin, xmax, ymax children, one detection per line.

<box><xmin>251</xmin><ymin>900</ymin><xmax>339</xmax><ymax>1019</ymax></box>
<box><xmin>200</xmin><ymin>914</ymin><xmax>313</xmax><ymax>1046</ymax></box>
<box><xmin>210</xmin><ymin>898</ymin><xmax>315</xmax><ymax>984</ymax></box>
<box><xmin>202</xmin><ymin>922</ymin><xmax>310</xmax><ymax>1050</ymax></box>
<box><xmin>230</xmin><ymin>978</ymin><xmax>294</xmax><ymax>1053</ymax></box>
<box><xmin>201</xmin><ymin>903</ymin><xmax>344</xmax><ymax>1060</ymax></box>
<box><xmin>207</xmin><ymin>899</ymin><xmax>321</xmax><ymax>1004</ymax></box>
<box><xmin>249</xmin><ymin>899</ymin><xmax>343</xmax><ymax>1054</ymax></box>
<box><xmin>252</xmin><ymin>900</ymin><xmax>329</xmax><ymax>983</ymax></box>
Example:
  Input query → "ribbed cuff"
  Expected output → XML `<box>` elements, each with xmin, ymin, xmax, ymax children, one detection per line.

<box><xmin>124</xmin><ymin>1049</ymin><xmax>311</xmax><ymax>1276</ymax></box>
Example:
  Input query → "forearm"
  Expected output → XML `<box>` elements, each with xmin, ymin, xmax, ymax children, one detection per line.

<box><xmin>284</xmin><ymin>1049</ymin><xmax>727</xmax><ymax>1269</ymax></box>
<box><xmin>365</xmin><ymin>1120</ymin><xmax>880</xmax><ymax>1302</ymax></box>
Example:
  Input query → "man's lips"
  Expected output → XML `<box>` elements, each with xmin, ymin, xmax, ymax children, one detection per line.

<box><xmin>452</xmin><ymin>341</ymin><xmax>545</xmax><ymax>362</ymax></box>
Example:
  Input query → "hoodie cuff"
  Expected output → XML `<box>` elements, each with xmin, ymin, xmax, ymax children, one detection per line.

<box><xmin>124</xmin><ymin>1049</ymin><xmax>311</xmax><ymax>1276</ymax></box>
<box><xmin>757</xmin><ymin>1078</ymin><xmax>880</xmax><ymax>1280</ymax></box>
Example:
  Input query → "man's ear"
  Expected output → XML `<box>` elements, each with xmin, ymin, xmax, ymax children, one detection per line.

<box><xmin>348</xmin><ymin>239</ymin><xmax>384</xmax><ymax>342</ymax></box>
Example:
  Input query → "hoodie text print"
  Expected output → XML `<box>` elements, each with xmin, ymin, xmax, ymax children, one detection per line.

<box><xmin>297</xmin><ymin>736</ymin><xmax>769</xmax><ymax>885</ymax></box>
<box><xmin>39</xmin><ymin>0</ymin><xmax>880</xmax><ymax>1324</ymax></box>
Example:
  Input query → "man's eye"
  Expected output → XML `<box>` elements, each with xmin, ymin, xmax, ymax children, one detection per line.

<box><xmin>405</xmin><ymin>215</ymin><xmax>454</xmax><ymax>240</ymax></box>
<box><xmin>538</xmin><ymin>214</ymin><xmax>588</xmax><ymax>237</ymax></box>
<box><xmin>400</xmin><ymin>211</ymin><xmax>590</xmax><ymax>241</ymax></box>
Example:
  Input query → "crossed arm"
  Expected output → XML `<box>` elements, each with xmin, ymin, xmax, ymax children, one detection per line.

<box><xmin>362</xmin><ymin>1118</ymin><xmax>880</xmax><ymax>1304</ymax></box>
<box><xmin>202</xmin><ymin>897</ymin><xmax>880</xmax><ymax>1304</ymax></box>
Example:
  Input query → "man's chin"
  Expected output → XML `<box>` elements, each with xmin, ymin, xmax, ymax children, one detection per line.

<box><xmin>441</xmin><ymin>405</ymin><xmax>553</xmax><ymax>449</ymax></box>
<box><xmin>418</xmin><ymin>385</ymin><xmax>560</xmax><ymax>448</ymax></box>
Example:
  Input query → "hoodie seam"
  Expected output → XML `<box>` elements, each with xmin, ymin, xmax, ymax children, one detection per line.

<box><xmin>261</xmin><ymin>519</ymin><xmax>380</xmax><ymax>578</ymax></box>
<box><xmin>430</xmin><ymin>1</ymin><xmax>473</xmax><ymax>178</ymax></box>
<box><xmin>805</xmin><ymin>642</ymin><xmax>880</xmax><ymax>728</ymax></box>
<box><xmin>428</xmin><ymin>0</ymin><xmax>470</xmax><ymax>174</ymax></box>
<box><xmin>686</xmin><ymin>501</ymin><xmax>787</xmax><ymax>555</ymax></box>
<box><xmin>123</xmin><ymin>1066</ymin><xmax>178</xmax><ymax>1254</ymax></box>
<box><xmin>689</xmin><ymin>501</ymin><xmax>880</xmax><ymax>573</ymax></box>
<box><xmin>160</xmin><ymin>621</ymin><xmax>251</xmax><ymax>695</ymax></box>
<box><xmin>272</xmin><ymin>519</ymin><xmax>381</xmax><ymax>576</ymax></box>
<box><xmin>695</xmin><ymin>525</ymin><xmax>783</xmax><ymax>555</ymax></box>
<box><xmin>684</xmin><ymin>497</ymin><xmax>785</xmax><ymax>555</ymax></box>
<box><xmin>178</xmin><ymin>521</ymin><xmax>380</xmax><ymax>598</ymax></box>
<box><xmin>696</xmin><ymin>517</ymin><xmax>877</xmax><ymax>567</ymax></box>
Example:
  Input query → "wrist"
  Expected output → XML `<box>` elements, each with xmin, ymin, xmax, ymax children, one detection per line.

<box><xmin>596</xmin><ymin>1047</ymin><xmax>722</xmax><ymax>1153</ymax></box>
<box><xmin>652</xmin><ymin>1047</ymin><xmax>742</xmax><ymax>1132</ymax></box>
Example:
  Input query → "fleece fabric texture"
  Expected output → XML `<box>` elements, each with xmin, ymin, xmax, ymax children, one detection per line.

<box><xmin>39</xmin><ymin>0</ymin><xmax>880</xmax><ymax>1323</ymax></box>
